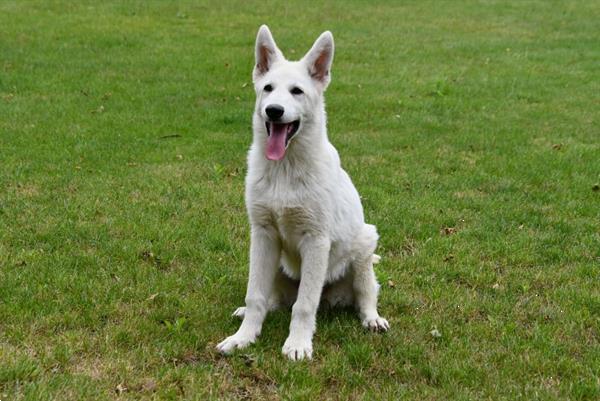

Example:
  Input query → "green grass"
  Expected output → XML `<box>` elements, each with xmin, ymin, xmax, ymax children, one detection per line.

<box><xmin>1</xmin><ymin>0</ymin><xmax>599</xmax><ymax>399</ymax></box>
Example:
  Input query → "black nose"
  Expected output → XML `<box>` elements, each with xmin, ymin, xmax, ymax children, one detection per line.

<box><xmin>265</xmin><ymin>104</ymin><xmax>284</xmax><ymax>120</ymax></box>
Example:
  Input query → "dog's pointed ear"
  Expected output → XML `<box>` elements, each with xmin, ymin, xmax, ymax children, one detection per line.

<box><xmin>254</xmin><ymin>25</ymin><xmax>283</xmax><ymax>81</ymax></box>
<box><xmin>303</xmin><ymin>31</ymin><xmax>334</xmax><ymax>90</ymax></box>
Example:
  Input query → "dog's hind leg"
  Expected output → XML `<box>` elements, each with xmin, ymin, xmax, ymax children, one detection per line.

<box><xmin>232</xmin><ymin>306</ymin><xmax>247</xmax><ymax>319</ymax></box>
<box><xmin>351</xmin><ymin>224</ymin><xmax>389</xmax><ymax>332</ymax></box>
<box><xmin>322</xmin><ymin>273</ymin><xmax>355</xmax><ymax>308</ymax></box>
<box><xmin>273</xmin><ymin>267</ymin><xmax>300</xmax><ymax>308</ymax></box>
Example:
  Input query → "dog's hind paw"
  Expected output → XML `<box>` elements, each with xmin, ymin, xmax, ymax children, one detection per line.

<box><xmin>362</xmin><ymin>316</ymin><xmax>390</xmax><ymax>332</ymax></box>
<box><xmin>232</xmin><ymin>307</ymin><xmax>246</xmax><ymax>319</ymax></box>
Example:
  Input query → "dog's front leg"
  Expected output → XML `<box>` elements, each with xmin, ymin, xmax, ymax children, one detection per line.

<box><xmin>282</xmin><ymin>235</ymin><xmax>330</xmax><ymax>361</ymax></box>
<box><xmin>217</xmin><ymin>225</ymin><xmax>281</xmax><ymax>354</ymax></box>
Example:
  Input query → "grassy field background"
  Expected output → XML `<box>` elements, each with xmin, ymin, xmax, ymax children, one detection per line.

<box><xmin>1</xmin><ymin>1</ymin><xmax>598</xmax><ymax>399</ymax></box>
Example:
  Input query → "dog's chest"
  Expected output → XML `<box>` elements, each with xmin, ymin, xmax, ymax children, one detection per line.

<box><xmin>251</xmin><ymin>188</ymin><xmax>322</xmax><ymax>247</ymax></box>
<box><xmin>248</xmin><ymin>162</ymin><xmax>329</xmax><ymax>247</ymax></box>
<box><xmin>274</xmin><ymin>205</ymin><xmax>317</xmax><ymax>239</ymax></box>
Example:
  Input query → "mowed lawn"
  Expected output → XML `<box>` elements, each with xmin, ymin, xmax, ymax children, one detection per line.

<box><xmin>1</xmin><ymin>1</ymin><xmax>598</xmax><ymax>400</ymax></box>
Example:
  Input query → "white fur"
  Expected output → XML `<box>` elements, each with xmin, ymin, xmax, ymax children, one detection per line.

<box><xmin>217</xmin><ymin>25</ymin><xmax>389</xmax><ymax>361</ymax></box>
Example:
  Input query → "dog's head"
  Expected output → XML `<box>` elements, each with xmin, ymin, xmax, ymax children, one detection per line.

<box><xmin>252</xmin><ymin>25</ymin><xmax>334</xmax><ymax>161</ymax></box>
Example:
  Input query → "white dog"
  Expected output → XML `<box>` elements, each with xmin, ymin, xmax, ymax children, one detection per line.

<box><xmin>217</xmin><ymin>25</ymin><xmax>389</xmax><ymax>361</ymax></box>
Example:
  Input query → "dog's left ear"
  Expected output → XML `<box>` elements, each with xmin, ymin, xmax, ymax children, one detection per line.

<box><xmin>303</xmin><ymin>31</ymin><xmax>334</xmax><ymax>90</ymax></box>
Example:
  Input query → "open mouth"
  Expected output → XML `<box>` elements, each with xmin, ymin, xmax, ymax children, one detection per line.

<box><xmin>264</xmin><ymin>120</ymin><xmax>300</xmax><ymax>161</ymax></box>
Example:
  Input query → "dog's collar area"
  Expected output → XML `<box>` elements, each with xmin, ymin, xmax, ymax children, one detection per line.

<box><xmin>265</xmin><ymin>120</ymin><xmax>300</xmax><ymax>147</ymax></box>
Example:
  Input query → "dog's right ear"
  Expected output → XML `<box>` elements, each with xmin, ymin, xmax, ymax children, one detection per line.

<box><xmin>253</xmin><ymin>25</ymin><xmax>282</xmax><ymax>81</ymax></box>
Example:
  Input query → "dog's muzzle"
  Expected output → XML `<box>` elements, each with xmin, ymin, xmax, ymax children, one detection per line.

<box><xmin>265</xmin><ymin>119</ymin><xmax>300</xmax><ymax>161</ymax></box>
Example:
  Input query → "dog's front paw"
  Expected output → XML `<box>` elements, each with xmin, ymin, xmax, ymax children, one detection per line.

<box><xmin>362</xmin><ymin>316</ymin><xmax>390</xmax><ymax>332</ymax></box>
<box><xmin>282</xmin><ymin>336</ymin><xmax>313</xmax><ymax>361</ymax></box>
<box><xmin>232</xmin><ymin>307</ymin><xmax>246</xmax><ymax>319</ymax></box>
<box><xmin>216</xmin><ymin>334</ymin><xmax>255</xmax><ymax>354</ymax></box>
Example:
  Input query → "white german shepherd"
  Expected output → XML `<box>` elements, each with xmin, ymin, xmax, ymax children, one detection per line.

<box><xmin>217</xmin><ymin>25</ymin><xmax>389</xmax><ymax>361</ymax></box>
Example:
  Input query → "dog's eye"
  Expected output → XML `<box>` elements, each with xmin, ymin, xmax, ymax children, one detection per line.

<box><xmin>264</xmin><ymin>84</ymin><xmax>273</xmax><ymax>92</ymax></box>
<box><xmin>290</xmin><ymin>87</ymin><xmax>304</xmax><ymax>95</ymax></box>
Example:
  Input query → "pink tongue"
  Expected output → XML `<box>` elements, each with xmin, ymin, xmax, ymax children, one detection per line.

<box><xmin>266</xmin><ymin>123</ymin><xmax>288</xmax><ymax>161</ymax></box>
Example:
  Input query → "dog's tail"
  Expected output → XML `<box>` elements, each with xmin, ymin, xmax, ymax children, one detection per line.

<box><xmin>358</xmin><ymin>224</ymin><xmax>381</xmax><ymax>265</ymax></box>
